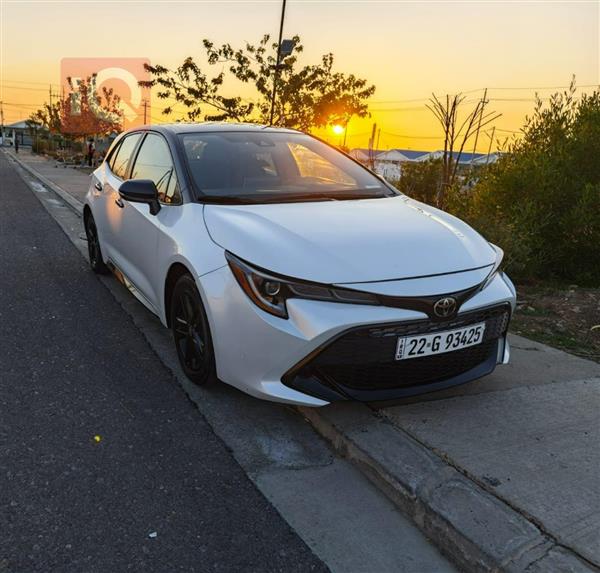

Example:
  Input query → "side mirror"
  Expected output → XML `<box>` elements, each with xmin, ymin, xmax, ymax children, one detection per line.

<box><xmin>118</xmin><ymin>179</ymin><xmax>161</xmax><ymax>215</ymax></box>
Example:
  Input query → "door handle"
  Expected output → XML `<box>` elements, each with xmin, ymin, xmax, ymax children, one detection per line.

<box><xmin>94</xmin><ymin>181</ymin><xmax>103</xmax><ymax>191</ymax></box>
<box><xmin>115</xmin><ymin>198</ymin><xmax>124</xmax><ymax>208</ymax></box>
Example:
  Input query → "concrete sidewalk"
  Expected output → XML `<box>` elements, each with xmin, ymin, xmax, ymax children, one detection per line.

<box><xmin>8</xmin><ymin>147</ymin><xmax>91</xmax><ymax>205</ymax></box>
<box><xmin>302</xmin><ymin>338</ymin><xmax>600</xmax><ymax>572</ymax></box>
<box><xmin>5</xmin><ymin>147</ymin><xmax>600</xmax><ymax>573</ymax></box>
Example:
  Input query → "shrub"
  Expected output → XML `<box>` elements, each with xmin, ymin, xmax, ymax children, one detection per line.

<box><xmin>460</xmin><ymin>85</ymin><xmax>600</xmax><ymax>285</ymax></box>
<box><xmin>390</xmin><ymin>158</ymin><xmax>443</xmax><ymax>205</ymax></box>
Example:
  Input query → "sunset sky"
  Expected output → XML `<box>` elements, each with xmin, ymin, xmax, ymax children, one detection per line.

<box><xmin>1</xmin><ymin>0</ymin><xmax>598</xmax><ymax>151</ymax></box>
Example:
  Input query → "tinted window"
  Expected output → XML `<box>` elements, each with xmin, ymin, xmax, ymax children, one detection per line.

<box><xmin>111</xmin><ymin>133</ymin><xmax>142</xmax><ymax>179</ymax></box>
<box><xmin>106</xmin><ymin>139</ymin><xmax>123</xmax><ymax>172</ymax></box>
<box><xmin>131</xmin><ymin>133</ymin><xmax>181</xmax><ymax>204</ymax></box>
<box><xmin>180</xmin><ymin>132</ymin><xmax>394</xmax><ymax>204</ymax></box>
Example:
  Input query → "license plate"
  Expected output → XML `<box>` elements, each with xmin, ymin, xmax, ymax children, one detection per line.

<box><xmin>395</xmin><ymin>322</ymin><xmax>486</xmax><ymax>361</ymax></box>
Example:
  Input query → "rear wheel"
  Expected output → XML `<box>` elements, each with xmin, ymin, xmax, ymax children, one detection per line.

<box><xmin>84</xmin><ymin>212</ymin><xmax>109</xmax><ymax>274</ymax></box>
<box><xmin>170</xmin><ymin>275</ymin><xmax>217</xmax><ymax>386</ymax></box>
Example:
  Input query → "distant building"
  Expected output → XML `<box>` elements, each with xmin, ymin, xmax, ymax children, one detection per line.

<box><xmin>349</xmin><ymin>148</ymin><xmax>385</xmax><ymax>164</ymax></box>
<box><xmin>1</xmin><ymin>120</ymin><xmax>39</xmax><ymax>147</ymax></box>
<box><xmin>423</xmin><ymin>150</ymin><xmax>490</xmax><ymax>164</ymax></box>
<box><xmin>472</xmin><ymin>152</ymin><xmax>501</xmax><ymax>165</ymax></box>
<box><xmin>372</xmin><ymin>149</ymin><xmax>429</xmax><ymax>179</ymax></box>
<box><xmin>349</xmin><ymin>146</ymin><xmax>500</xmax><ymax>180</ymax></box>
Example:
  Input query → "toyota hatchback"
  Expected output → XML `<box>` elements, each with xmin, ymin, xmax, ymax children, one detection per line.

<box><xmin>84</xmin><ymin>123</ymin><xmax>516</xmax><ymax>406</ymax></box>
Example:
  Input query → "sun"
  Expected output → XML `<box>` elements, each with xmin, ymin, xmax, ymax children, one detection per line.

<box><xmin>331</xmin><ymin>124</ymin><xmax>345</xmax><ymax>135</ymax></box>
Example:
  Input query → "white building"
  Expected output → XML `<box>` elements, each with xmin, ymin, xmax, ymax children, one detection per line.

<box><xmin>350</xmin><ymin>147</ymin><xmax>500</xmax><ymax>180</ymax></box>
<box><xmin>372</xmin><ymin>149</ymin><xmax>429</xmax><ymax>179</ymax></box>
<box><xmin>420</xmin><ymin>150</ymin><xmax>491</xmax><ymax>164</ymax></box>
<box><xmin>349</xmin><ymin>148</ymin><xmax>385</xmax><ymax>164</ymax></box>
<box><xmin>1</xmin><ymin>120</ymin><xmax>38</xmax><ymax>147</ymax></box>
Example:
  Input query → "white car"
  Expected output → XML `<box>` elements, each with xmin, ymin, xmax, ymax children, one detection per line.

<box><xmin>84</xmin><ymin>123</ymin><xmax>516</xmax><ymax>407</ymax></box>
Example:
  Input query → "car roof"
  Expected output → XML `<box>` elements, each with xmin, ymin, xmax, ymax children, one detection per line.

<box><xmin>127</xmin><ymin>122</ymin><xmax>302</xmax><ymax>136</ymax></box>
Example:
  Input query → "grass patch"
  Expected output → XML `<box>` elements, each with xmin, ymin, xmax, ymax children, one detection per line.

<box><xmin>510</xmin><ymin>283</ymin><xmax>599</xmax><ymax>362</ymax></box>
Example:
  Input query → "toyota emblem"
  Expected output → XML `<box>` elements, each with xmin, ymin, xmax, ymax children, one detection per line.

<box><xmin>433</xmin><ymin>297</ymin><xmax>457</xmax><ymax>318</ymax></box>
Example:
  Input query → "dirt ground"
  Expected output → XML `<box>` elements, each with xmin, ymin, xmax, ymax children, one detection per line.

<box><xmin>511</xmin><ymin>283</ymin><xmax>600</xmax><ymax>363</ymax></box>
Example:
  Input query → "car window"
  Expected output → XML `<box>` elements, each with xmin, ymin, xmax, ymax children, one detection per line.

<box><xmin>287</xmin><ymin>142</ymin><xmax>355</xmax><ymax>186</ymax></box>
<box><xmin>106</xmin><ymin>139</ymin><xmax>123</xmax><ymax>172</ymax></box>
<box><xmin>180</xmin><ymin>132</ymin><xmax>394</xmax><ymax>204</ymax></box>
<box><xmin>111</xmin><ymin>133</ymin><xmax>143</xmax><ymax>179</ymax></box>
<box><xmin>131</xmin><ymin>133</ymin><xmax>181</xmax><ymax>205</ymax></box>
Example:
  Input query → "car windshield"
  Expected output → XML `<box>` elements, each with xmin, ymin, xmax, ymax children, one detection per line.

<box><xmin>179</xmin><ymin>131</ymin><xmax>396</xmax><ymax>203</ymax></box>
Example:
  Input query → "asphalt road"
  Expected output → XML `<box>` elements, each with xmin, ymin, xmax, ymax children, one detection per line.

<box><xmin>0</xmin><ymin>153</ymin><xmax>326</xmax><ymax>572</ymax></box>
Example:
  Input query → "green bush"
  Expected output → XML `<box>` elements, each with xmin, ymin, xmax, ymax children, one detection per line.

<box><xmin>458</xmin><ymin>86</ymin><xmax>600</xmax><ymax>285</ymax></box>
<box><xmin>390</xmin><ymin>158</ymin><xmax>443</xmax><ymax>205</ymax></box>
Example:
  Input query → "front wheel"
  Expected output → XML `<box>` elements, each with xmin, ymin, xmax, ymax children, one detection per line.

<box><xmin>84</xmin><ymin>212</ymin><xmax>109</xmax><ymax>274</ymax></box>
<box><xmin>170</xmin><ymin>275</ymin><xmax>217</xmax><ymax>386</ymax></box>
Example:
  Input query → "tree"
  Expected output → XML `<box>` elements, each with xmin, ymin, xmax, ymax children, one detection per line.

<box><xmin>29</xmin><ymin>100</ymin><xmax>62</xmax><ymax>134</ymax></box>
<box><xmin>60</xmin><ymin>75</ymin><xmax>123</xmax><ymax>139</ymax></box>
<box><xmin>458</xmin><ymin>80</ymin><xmax>600</xmax><ymax>284</ymax></box>
<box><xmin>141</xmin><ymin>35</ymin><xmax>375</xmax><ymax>131</ymax></box>
<box><xmin>427</xmin><ymin>92</ymin><xmax>500</xmax><ymax>207</ymax></box>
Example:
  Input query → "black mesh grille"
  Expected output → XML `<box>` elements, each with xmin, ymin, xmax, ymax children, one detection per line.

<box><xmin>287</xmin><ymin>304</ymin><xmax>510</xmax><ymax>392</ymax></box>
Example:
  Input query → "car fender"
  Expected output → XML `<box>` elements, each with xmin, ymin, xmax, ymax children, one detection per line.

<box><xmin>156</xmin><ymin>203</ymin><xmax>226</xmax><ymax>326</ymax></box>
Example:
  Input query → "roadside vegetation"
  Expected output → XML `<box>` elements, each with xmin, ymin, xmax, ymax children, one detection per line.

<box><xmin>511</xmin><ymin>284</ymin><xmax>599</xmax><ymax>362</ymax></box>
<box><xmin>27</xmin><ymin>75</ymin><xmax>123</xmax><ymax>158</ymax></box>
<box><xmin>392</xmin><ymin>82</ymin><xmax>600</xmax><ymax>359</ymax></box>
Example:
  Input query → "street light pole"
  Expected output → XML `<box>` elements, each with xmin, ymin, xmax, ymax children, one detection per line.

<box><xmin>269</xmin><ymin>0</ymin><xmax>287</xmax><ymax>126</ymax></box>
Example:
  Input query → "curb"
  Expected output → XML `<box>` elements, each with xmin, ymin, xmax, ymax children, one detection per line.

<box><xmin>7</xmin><ymin>148</ymin><xmax>598</xmax><ymax>573</ymax></box>
<box><xmin>299</xmin><ymin>403</ymin><xmax>599</xmax><ymax>573</ymax></box>
<box><xmin>3</xmin><ymin>149</ymin><xmax>84</xmax><ymax>216</ymax></box>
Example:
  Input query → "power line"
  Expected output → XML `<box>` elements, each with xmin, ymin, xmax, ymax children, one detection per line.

<box><xmin>1</xmin><ymin>101</ymin><xmax>44</xmax><ymax>109</ymax></box>
<box><xmin>0</xmin><ymin>84</ymin><xmax>56</xmax><ymax>92</ymax></box>
<box><xmin>370</xmin><ymin>106</ymin><xmax>428</xmax><ymax>113</ymax></box>
<box><xmin>369</xmin><ymin>84</ymin><xmax>597</xmax><ymax>105</ymax></box>
<box><xmin>381</xmin><ymin>130</ymin><xmax>440</xmax><ymax>140</ymax></box>
<box><xmin>1</xmin><ymin>78</ymin><xmax>61</xmax><ymax>87</ymax></box>
<box><xmin>488</xmin><ymin>84</ymin><xmax>598</xmax><ymax>90</ymax></box>
<box><xmin>493</xmin><ymin>127</ymin><xmax>523</xmax><ymax>134</ymax></box>
<box><xmin>370</xmin><ymin>88</ymin><xmax>485</xmax><ymax>104</ymax></box>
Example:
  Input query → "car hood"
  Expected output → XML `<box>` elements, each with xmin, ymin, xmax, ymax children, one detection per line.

<box><xmin>204</xmin><ymin>195</ymin><xmax>496</xmax><ymax>284</ymax></box>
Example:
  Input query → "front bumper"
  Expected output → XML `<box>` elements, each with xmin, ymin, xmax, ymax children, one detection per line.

<box><xmin>198</xmin><ymin>266</ymin><xmax>516</xmax><ymax>407</ymax></box>
<box><xmin>283</xmin><ymin>303</ymin><xmax>510</xmax><ymax>402</ymax></box>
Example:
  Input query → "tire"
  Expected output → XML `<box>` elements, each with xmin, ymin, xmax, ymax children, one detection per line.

<box><xmin>84</xmin><ymin>212</ymin><xmax>109</xmax><ymax>274</ymax></box>
<box><xmin>170</xmin><ymin>274</ymin><xmax>217</xmax><ymax>386</ymax></box>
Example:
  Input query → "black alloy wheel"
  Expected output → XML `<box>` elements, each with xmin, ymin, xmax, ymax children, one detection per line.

<box><xmin>84</xmin><ymin>213</ymin><xmax>109</xmax><ymax>274</ymax></box>
<box><xmin>170</xmin><ymin>274</ymin><xmax>217</xmax><ymax>386</ymax></box>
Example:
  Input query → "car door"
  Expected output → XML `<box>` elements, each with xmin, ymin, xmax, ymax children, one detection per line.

<box><xmin>100</xmin><ymin>132</ymin><xmax>144</xmax><ymax>262</ymax></box>
<box><xmin>110</xmin><ymin>132</ymin><xmax>182</xmax><ymax>312</ymax></box>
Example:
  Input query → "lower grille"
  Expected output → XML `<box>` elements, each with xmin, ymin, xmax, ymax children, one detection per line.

<box><xmin>284</xmin><ymin>304</ymin><xmax>510</xmax><ymax>395</ymax></box>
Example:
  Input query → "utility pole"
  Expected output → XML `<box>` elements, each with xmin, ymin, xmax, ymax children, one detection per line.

<box><xmin>471</xmin><ymin>87</ymin><xmax>488</xmax><ymax>160</ymax></box>
<box><xmin>485</xmin><ymin>126</ymin><xmax>496</xmax><ymax>164</ymax></box>
<box><xmin>269</xmin><ymin>0</ymin><xmax>287</xmax><ymax>126</ymax></box>
<box><xmin>0</xmin><ymin>100</ymin><xmax>4</xmax><ymax>142</ymax></box>
<box><xmin>142</xmin><ymin>100</ymin><xmax>149</xmax><ymax>124</ymax></box>
<box><xmin>376</xmin><ymin>127</ymin><xmax>381</xmax><ymax>151</ymax></box>
<box><xmin>368</xmin><ymin>122</ymin><xmax>377</xmax><ymax>169</ymax></box>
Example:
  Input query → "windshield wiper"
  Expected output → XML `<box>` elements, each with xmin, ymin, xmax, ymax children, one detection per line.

<box><xmin>199</xmin><ymin>191</ymin><xmax>390</xmax><ymax>205</ymax></box>
<box><xmin>256</xmin><ymin>193</ymin><xmax>339</xmax><ymax>203</ymax></box>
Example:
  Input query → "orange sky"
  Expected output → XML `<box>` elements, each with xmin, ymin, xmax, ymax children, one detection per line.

<box><xmin>1</xmin><ymin>0</ymin><xmax>598</xmax><ymax>151</ymax></box>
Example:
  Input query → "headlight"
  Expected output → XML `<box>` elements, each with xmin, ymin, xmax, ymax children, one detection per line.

<box><xmin>226</xmin><ymin>252</ymin><xmax>380</xmax><ymax>319</ymax></box>
<box><xmin>481</xmin><ymin>243</ymin><xmax>504</xmax><ymax>290</ymax></box>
